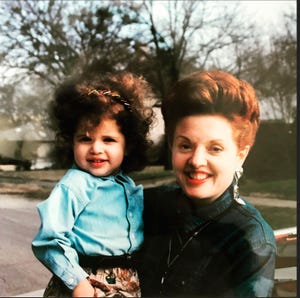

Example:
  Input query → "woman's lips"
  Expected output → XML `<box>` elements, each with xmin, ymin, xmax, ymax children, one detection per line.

<box><xmin>185</xmin><ymin>171</ymin><xmax>212</xmax><ymax>185</ymax></box>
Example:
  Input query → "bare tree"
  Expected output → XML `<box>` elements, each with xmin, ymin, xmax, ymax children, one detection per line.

<box><xmin>135</xmin><ymin>0</ymin><xmax>256</xmax><ymax>99</ymax></box>
<box><xmin>0</xmin><ymin>76</ymin><xmax>51</xmax><ymax>128</ymax></box>
<box><xmin>0</xmin><ymin>0</ymin><xmax>143</xmax><ymax>131</ymax></box>
<box><xmin>0</xmin><ymin>0</ymin><xmax>142</xmax><ymax>87</ymax></box>
<box><xmin>262</xmin><ymin>10</ymin><xmax>296</xmax><ymax>123</ymax></box>
<box><xmin>235</xmin><ymin>8</ymin><xmax>296</xmax><ymax>123</ymax></box>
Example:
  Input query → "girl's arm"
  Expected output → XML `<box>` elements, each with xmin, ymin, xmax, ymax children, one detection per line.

<box><xmin>32</xmin><ymin>184</ymin><xmax>89</xmax><ymax>290</ymax></box>
<box><xmin>72</xmin><ymin>278</ymin><xmax>95</xmax><ymax>297</ymax></box>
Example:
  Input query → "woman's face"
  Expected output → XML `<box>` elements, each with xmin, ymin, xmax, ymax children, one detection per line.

<box><xmin>73</xmin><ymin>117</ymin><xmax>126</xmax><ymax>177</ymax></box>
<box><xmin>172</xmin><ymin>115</ymin><xmax>249</xmax><ymax>204</ymax></box>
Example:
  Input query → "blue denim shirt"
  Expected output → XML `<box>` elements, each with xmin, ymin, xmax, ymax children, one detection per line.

<box><xmin>32</xmin><ymin>166</ymin><xmax>143</xmax><ymax>290</ymax></box>
<box><xmin>140</xmin><ymin>184</ymin><xmax>276</xmax><ymax>297</ymax></box>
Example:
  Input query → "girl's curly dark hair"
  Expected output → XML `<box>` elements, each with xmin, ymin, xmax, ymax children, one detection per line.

<box><xmin>50</xmin><ymin>72</ymin><xmax>155</xmax><ymax>173</ymax></box>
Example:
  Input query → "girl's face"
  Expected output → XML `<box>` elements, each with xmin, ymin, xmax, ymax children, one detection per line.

<box><xmin>172</xmin><ymin>115</ymin><xmax>249</xmax><ymax>204</ymax></box>
<box><xmin>73</xmin><ymin>117</ymin><xmax>126</xmax><ymax>177</ymax></box>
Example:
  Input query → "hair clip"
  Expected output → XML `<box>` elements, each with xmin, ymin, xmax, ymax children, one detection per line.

<box><xmin>88</xmin><ymin>89</ymin><xmax>132</xmax><ymax>112</ymax></box>
<box><xmin>88</xmin><ymin>89</ymin><xmax>100</xmax><ymax>96</ymax></box>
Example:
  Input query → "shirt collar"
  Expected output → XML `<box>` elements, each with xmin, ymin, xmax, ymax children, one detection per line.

<box><xmin>192</xmin><ymin>188</ymin><xmax>233</xmax><ymax>219</ymax></box>
<box><xmin>178</xmin><ymin>184</ymin><xmax>234</xmax><ymax>221</ymax></box>
<box><xmin>71</xmin><ymin>164</ymin><xmax>128</xmax><ymax>183</ymax></box>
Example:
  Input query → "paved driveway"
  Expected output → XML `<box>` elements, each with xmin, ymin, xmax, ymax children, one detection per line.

<box><xmin>245</xmin><ymin>196</ymin><xmax>296</xmax><ymax>208</ymax></box>
<box><xmin>0</xmin><ymin>195</ymin><xmax>51</xmax><ymax>297</ymax></box>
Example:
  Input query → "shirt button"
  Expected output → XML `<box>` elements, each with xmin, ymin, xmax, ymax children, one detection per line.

<box><xmin>132</xmin><ymin>234</ymin><xmax>135</xmax><ymax>239</ymax></box>
<box><xmin>68</xmin><ymin>278</ymin><xmax>74</xmax><ymax>285</ymax></box>
<box><xmin>129</xmin><ymin>212</ymin><xmax>133</xmax><ymax>217</ymax></box>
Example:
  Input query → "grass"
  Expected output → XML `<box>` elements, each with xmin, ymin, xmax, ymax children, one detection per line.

<box><xmin>257</xmin><ymin>206</ymin><xmax>297</xmax><ymax>230</ymax></box>
<box><xmin>0</xmin><ymin>167</ymin><xmax>296</xmax><ymax>230</ymax></box>
<box><xmin>0</xmin><ymin>166</ymin><xmax>173</xmax><ymax>182</ymax></box>
<box><xmin>131</xmin><ymin>166</ymin><xmax>173</xmax><ymax>180</ymax></box>
<box><xmin>232</xmin><ymin>178</ymin><xmax>297</xmax><ymax>230</ymax></box>
<box><xmin>240</xmin><ymin>178</ymin><xmax>296</xmax><ymax>200</ymax></box>
<box><xmin>0</xmin><ymin>166</ymin><xmax>296</xmax><ymax>197</ymax></box>
<box><xmin>0</xmin><ymin>168</ymin><xmax>67</xmax><ymax>181</ymax></box>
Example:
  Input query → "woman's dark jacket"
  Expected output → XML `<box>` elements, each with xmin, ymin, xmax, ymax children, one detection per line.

<box><xmin>139</xmin><ymin>184</ymin><xmax>276</xmax><ymax>297</ymax></box>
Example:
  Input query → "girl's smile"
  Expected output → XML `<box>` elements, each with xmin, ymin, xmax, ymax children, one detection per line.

<box><xmin>73</xmin><ymin>117</ymin><xmax>126</xmax><ymax>177</ymax></box>
<box><xmin>87</xmin><ymin>158</ymin><xmax>108</xmax><ymax>167</ymax></box>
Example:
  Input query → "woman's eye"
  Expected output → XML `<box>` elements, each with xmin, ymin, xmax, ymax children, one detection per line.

<box><xmin>178</xmin><ymin>143</ymin><xmax>191</xmax><ymax>151</ymax></box>
<box><xmin>211</xmin><ymin>146</ymin><xmax>222</xmax><ymax>153</ymax></box>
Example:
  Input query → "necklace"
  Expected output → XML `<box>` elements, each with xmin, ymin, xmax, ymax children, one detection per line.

<box><xmin>161</xmin><ymin>219</ymin><xmax>212</xmax><ymax>286</ymax></box>
<box><xmin>161</xmin><ymin>199</ymin><xmax>236</xmax><ymax>287</ymax></box>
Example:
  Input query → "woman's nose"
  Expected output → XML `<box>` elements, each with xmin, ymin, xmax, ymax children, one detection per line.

<box><xmin>189</xmin><ymin>147</ymin><xmax>207</xmax><ymax>168</ymax></box>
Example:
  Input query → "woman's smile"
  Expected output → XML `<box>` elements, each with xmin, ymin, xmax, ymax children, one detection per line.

<box><xmin>185</xmin><ymin>170</ymin><xmax>212</xmax><ymax>184</ymax></box>
<box><xmin>172</xmin><ymin>115</ymin><xmax>248</xmax><ymax>203</ymax></box>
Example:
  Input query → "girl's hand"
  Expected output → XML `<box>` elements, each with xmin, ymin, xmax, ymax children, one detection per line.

<box><xmin>72</xmin><ymin>278</ymin><xmax>95</xmax><ymax>297</ymax></box>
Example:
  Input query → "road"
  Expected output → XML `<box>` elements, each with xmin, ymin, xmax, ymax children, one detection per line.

<box><xmin>0</xmin><ymin>192</ymin><xmax>296</xmax><ymax>297</ymax></box>
<box><xmin>244</xmin><ymin>196</ymin><xmax>296</xmax><ymax>208</ymax></box>
<box><xmin>0</xmin><ymin>195</ymin><xmax>51</xmax><ymax>297</ymax></box>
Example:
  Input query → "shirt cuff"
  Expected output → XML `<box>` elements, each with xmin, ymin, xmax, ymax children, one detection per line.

<box><xmin>60</xmin><ymin>266</ymin><xmax>89</xmax><ymax>290</ymax></box>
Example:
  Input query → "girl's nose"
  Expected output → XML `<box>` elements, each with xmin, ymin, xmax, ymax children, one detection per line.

<box><xmin>90</xmin><ymin>141</ymin><xmax>103</xmax><ymax>154</ymax></box>
<box><xmin>189</xmin><ymin>147</ymin><xmax>207</xmax><ymax>168</ymax></box>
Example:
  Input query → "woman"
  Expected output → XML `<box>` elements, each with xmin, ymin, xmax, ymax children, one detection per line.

<box><xmin>140</xmin><ymin>70</ymin><xmax>276</xmax><ymax>297</ymax></box>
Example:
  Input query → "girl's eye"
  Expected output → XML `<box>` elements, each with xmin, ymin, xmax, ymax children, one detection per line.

<box><xmin>77</xmin><ymin>136</ymin><xmax>92</xmax><ymax>142</ymax></box>
<box><xmin>103</xmin><ymin>137</ymin><xmax>116</xmax><ymax>143</ymax></box>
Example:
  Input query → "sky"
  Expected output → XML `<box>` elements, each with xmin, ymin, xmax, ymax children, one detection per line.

<box><xmin>150</xmin><ymin>0</ymin><xmax>296</xmax><ymax>56</ymax></box>
<box><xmin>153</xmin><ymin>1</ymin><xmax>296</xmax><ymax>33</ymax></box>
<box><xmin>237</xmin><ymin>1</ymin><xmax>296</xmax><ymax>31</ymax></box>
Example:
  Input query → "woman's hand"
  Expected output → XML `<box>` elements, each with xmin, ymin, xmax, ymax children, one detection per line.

<box><xmin>72</xmin><ymin>278</ymin><xmax>95</xmax><ymax>297</ymax></box>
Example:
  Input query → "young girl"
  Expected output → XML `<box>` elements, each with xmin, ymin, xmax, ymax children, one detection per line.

<box><xmin>32</xmin><ymin>72</ymin><xmax>155</xmax><ymax>297</ymax></box>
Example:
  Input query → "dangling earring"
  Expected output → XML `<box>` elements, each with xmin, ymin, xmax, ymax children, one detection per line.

<box><xmin>233</xmin><ymin>167</ymin><xmax>243</xmax><ymax>200</ymax></box>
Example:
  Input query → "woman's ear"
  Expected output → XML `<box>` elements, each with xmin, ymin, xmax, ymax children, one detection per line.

<box><xmin>238</xmin><ymin>145</ymin><xmax>250</xmax><ymax>166</ymax></box>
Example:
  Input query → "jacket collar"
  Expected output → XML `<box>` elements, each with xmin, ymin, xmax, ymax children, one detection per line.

<box><xmin>177</xmin><ymin>184</ymin><xmax>235</xmax><ymax>221</ymax></box>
